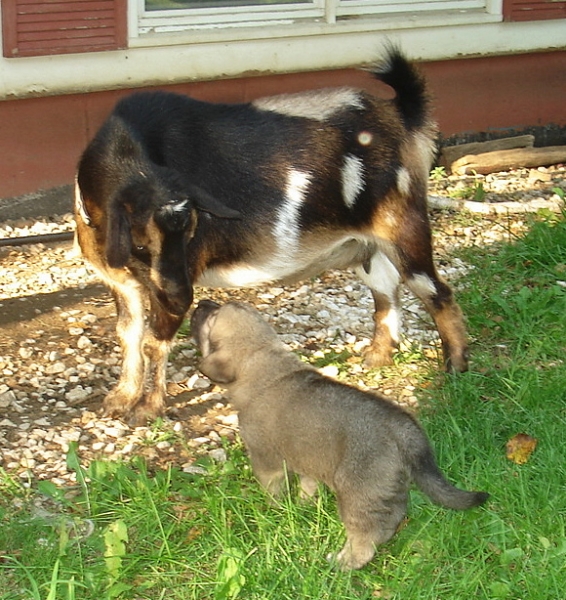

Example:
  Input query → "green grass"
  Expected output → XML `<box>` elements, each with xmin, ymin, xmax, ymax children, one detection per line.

<box><xmin>2</xmin><ymin>210</ymin><xmax>566</xmax><ymax>599</ymax></box>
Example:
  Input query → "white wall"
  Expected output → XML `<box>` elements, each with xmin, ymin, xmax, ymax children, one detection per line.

<box><xmin>1</xmin><ymin>11</ymin><xmax>565</xmax><ymax>100</ymax></box>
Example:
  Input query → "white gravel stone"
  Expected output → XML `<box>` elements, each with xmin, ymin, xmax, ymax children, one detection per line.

<box><xmin>209</xmin><ymin>448</ymin><xmax>227</xmax><ymax>462</ymax></box>
<box><xmin>0</xmin><ymin>389</ymin><xmax>16</xmax><ymax>408</ymax></box>
<box><xmin>65</xmin><ymin>386</ymin><xmax>90</xmax><ymax>403</ymax></box>
<box><xmin>186</xmin><ymin>373</ymin><xmax>211</xmax><ymax>390</ymax></box>
<box><xmin>45</xmin><ymin>362</ymin><xmax>66</xmax><ymax>375</ymax></box>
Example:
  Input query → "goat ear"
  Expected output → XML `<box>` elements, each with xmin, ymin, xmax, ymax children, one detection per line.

<box><xmin>105</xmin><ymin>200</ymin><xmax>132</xmax><ymax>269</ymax></box>
<box><xmin>187</xmin><ymin>184</ymin><xmax>241</xmax><ymax>220</ymax></box>
<box><xmin>199</xmin><ymin>353</ymin><xmax>237</xmax><ymax>385</ymax></box>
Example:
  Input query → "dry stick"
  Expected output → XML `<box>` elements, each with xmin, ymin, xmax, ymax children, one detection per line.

<box><xmin>451</xmin><ymin>146</ymin><xmax>566</xmax><ymax>176</ymax></box>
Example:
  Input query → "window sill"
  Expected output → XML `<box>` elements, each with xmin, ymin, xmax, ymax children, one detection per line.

<box><xmin>129</xmin><ymin>9</ymin><xmax>502</xmax><ymax>48</ymax></box>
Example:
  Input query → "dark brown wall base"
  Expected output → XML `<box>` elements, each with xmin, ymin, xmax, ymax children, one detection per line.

<box><xmin>1</xmin><ymin>50</ymin><xmax>565</xmax><ymax>201</ymax></box>
<box><xmin>441</xmin><ymin>123</ymin><xmax>566</xmax><ymax>151</ymax></box>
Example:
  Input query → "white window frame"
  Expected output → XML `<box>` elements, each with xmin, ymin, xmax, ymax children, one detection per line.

<box><xmin>131</xmin><ymin>0</ymin><xmax>502</xmax><ymax>37</ymax></box>
<box><xmin>137</xmin><ymin>0</ymin><xmax>325</xmax><ymax>33</ymax></box>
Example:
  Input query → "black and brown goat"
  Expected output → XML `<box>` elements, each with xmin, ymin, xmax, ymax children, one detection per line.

<box><xmin>75</xmin><ymin>48</ymin><xmax>468</xmax><ymax>424</ymax></box>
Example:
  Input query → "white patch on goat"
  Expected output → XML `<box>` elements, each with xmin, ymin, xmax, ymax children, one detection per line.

<box><xmin>103</xmin><ymin>277</ymin><xmax>146</xmax><ymax>399</ymax></box>
<box><xmin>273</xmin><ymin>169</ymin><xmax>310</xmax><ymax>255</ymax></box>
<box><xmin>342</xmin><ymin>154</ymin><xmax>365</xmax><ymax>208</ymax></box>
<box><xmin>380</xmin><ymin>308</ymin><xmax>400</xmax><ymax>343</ymax></box>
<box><xmin>198</xmin><ymin>234</ymin><xmax>373</xmax><ymax>289</ymax></box>
<box><xmin>197</xmin><ymin>264</ymin><xmax>278</xmax><ymax>288</ymax></box>
<box><xmin>396</xmin><ymin>167</ymin><xmax>411</xmax><ymax>196</ymax></box>
<box><xmin>413</xmin><ymin>131</ymin><xmax>437</xmax><ymax>170</ymax></box>
<box><xmin>355</xmin><ymin>251</ymin><xmax>401</xmax><ymax>343</ymax></box>
<box><xmin>74</xmin><ymin>178</ymin><xmax>92</xmax><ymax>226</ymax></box>
<box><xmin>407</xmin><ymin>273</ymin><xmax>437</xmax><ymax>301</ymax></box>
<box><xmin>162</xmin><ymin>199</ymin><xmax>191</xmax><ymax>215</ymax></box>
<box><xmin>253</xmin><ymin>88</ymin><xmax>364</xmax><ymax>121</ymax></box>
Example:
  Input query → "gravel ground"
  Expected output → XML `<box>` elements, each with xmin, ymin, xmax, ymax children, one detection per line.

<box><xmin>1</xmin><ymin>166</ymin><xmax>564</xmax><ymax>488</ymax></box>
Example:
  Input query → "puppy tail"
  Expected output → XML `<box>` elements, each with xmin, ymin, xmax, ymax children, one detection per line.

<box><xmin>409</xmin><ymin>438</ymin><xmax>489</xmax><ymax>510</ymax></box>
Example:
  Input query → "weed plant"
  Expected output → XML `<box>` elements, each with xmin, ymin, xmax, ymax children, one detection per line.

<box><xmin>2</xmin><ymin>211</ymin><xmax>566</xmax><ymax>599</ymax></box>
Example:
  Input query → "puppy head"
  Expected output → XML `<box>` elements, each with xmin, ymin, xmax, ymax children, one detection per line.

<box><xmin>191</xmin><ymin>300</ymin><xmax>277</xmax><ymax>385</ymax></box>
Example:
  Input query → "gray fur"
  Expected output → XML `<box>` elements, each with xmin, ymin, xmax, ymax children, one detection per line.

<box><xmin>191</xmin><ymin>300</ymin><xmax>488</xmax><ymax>570</ymax></box>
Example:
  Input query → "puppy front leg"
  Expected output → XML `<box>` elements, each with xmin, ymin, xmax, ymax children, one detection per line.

<box><xmin>298</xmin><ymin>475</ymin><xmax>318</xmax><ymax>501</ymax></box>
<box><xmin>249</xmin><ymin>452</ymin><xmax>287</xmax><ymax>498</ymax></box>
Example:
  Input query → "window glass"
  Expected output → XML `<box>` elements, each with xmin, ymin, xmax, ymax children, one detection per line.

<box><xmin>146</xmin><ymin>0</ymin><xmax>310</xmax><ymax>10</ymax></box>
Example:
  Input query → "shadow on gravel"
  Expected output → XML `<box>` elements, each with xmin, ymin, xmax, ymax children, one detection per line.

<box><xmin>0</xmin><ymin>283</ymin><xmax>108</xmax><ymax>327</ymax></box>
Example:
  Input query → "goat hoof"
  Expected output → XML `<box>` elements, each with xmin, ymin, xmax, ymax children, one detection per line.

<box><xmin>126</xmin><ymin>405</ymin><xmax>164</xmax><ymax>427</ymax></box>
<box><xmin>445</xmin><ymin>357</ymin><xmax>469</xmax><ymax>373</ymax></box>
<box><xmin>101</xmin><ymin>402</ymin><xmax>129</xmax><ymax>421</ymax></box>
<box><xmin>444</xmin><ymin>346</ymin><xmax>469</xmax><ymax>373</ymax></box>
<box><xmin>362</xmin><ymin>346</ymin><xmax>395</xmax><ymax>369</ymax></box>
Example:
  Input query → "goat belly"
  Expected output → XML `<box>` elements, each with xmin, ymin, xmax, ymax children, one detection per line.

<box><xmin>195</xmin><ymin>235</ymin><xmax>373</xmax><ymax>289</ymax></box>
<box><xmin>196</xmin><ymin>264</ymin><xmax>282</xmax><ymax>288</ymax></box>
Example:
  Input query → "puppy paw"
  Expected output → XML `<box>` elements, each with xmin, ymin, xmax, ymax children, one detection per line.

<box><xmin>327</xmin><ymin>543</ymin><xmax>375</xmax><ymax>570</ymax></box>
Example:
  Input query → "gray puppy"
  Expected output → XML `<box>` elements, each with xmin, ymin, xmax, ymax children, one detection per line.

<box><xmin>191</xmin><ymin>300</ymin><xmax>488</xmax><ymax>570</ymax></box>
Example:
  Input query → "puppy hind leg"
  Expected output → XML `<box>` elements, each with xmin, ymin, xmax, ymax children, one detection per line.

<box><xmin>332</xmin><ymin>493</ymin><xmax>406</xmax><ymax>570</ymax></box>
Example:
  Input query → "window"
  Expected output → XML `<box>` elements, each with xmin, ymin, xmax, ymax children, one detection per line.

<box><xmin>138</xmin><ymin>0</ymin><xmax>325</xmax><ymax>33</ymax></box>
<box><xmin>134</xmin><ymin>0</ymin><xmax>496</xmax><ymax>35</ymax></box>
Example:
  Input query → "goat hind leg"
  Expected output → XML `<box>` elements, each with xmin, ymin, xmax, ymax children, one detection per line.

<box><xmin>393</xmin><ymin>211</ymin><xmax>468</xmax><ymax>372</ymax></box>
<box><xmin>406</xmin><ymin>272</ymin><xmax>468</xmax><ymax>372</ymax></box>
<box><xmin>355</xmin><ymin>252</ymin><xmax>401</xmax><ymax>368</ymax></box>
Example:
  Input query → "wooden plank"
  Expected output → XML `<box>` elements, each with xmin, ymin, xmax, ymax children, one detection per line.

<box><xmin>18</xmin><ymin>11</ymin><xmax>114</xmax><ymax>27</ymax></box>
<box><xmin>16</xmin><ymin>2</ymin><xmax>115</xmax><ymax>16</ymax></box>
<box><xmin>18</xmin><ymin>19</ymin><xmax>115</xmax><ymax>33</ymax></box>
<box><xmin>451</xmin><ymin>146</ymin><xmax>566</xmax><ymax>175</ymax></box>
<box><xmin>440</xmin><ymin>135</ymin><xmax>535</xmax><ymax>168</ymax></box>
<box><xmin>503</xmin><ymin>0</ymin><xmax>566</xmax><ymax>20</ymax></box>
<box><xmin>16</xmin><ymin>36</ymin><xmax>117</xmax><ymax>54</ymax></box>
<box><xmin>2</xmin><ymin>0</ymin><xmax>19</xmax><ymax>57</ymax></box>
<box><xmin>19</xmin><ymin>27</ymin><xmax>115</xmax><ymax>43</ymax></box>
<box><xmin>18</xmin><ymin>11</ymin><xmax>115</xmax><ymax>24</ymax></box>
<box><xmin>17</xmin><ymin>0</ymin><xmax>102</xmax><ymax>5</ymax></box>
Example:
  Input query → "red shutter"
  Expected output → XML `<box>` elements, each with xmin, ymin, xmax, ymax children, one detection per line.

<box><xmin>2</xmin><ymin>0</ymin><xmax>127</xmax><ymax>58</ymax></box>
<box><xmin>503</xmin><ymin>0</ymin><xmax>566</xmax><ymax>20</ymax></box>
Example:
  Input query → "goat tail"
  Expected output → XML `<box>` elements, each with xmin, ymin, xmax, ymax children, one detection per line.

<box><xmin>404</xmin><ymin>426</ymin><xmax>489</xmax><ymax>510</ymax></box>
<box><xmin>372</xmin><ymin>46</ymin><xmax>431</xmax><ymax>132</ymax></box>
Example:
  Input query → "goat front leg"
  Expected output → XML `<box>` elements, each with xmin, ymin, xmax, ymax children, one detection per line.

<box><xmin>126</xmin><ymin>296</ymin><xmax>186</xmax><ymax>425</ymax></box>
<box><xmin>102</xmin><ymin>279</ymin><xmax>147</xmax><ymax>419</ymax></box>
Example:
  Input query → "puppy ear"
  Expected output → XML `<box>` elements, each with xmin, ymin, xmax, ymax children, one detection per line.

<box><xmin>199</xmin><ymin>353</ymin><xmax>237</xmax><ymax>385</ymax></box>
